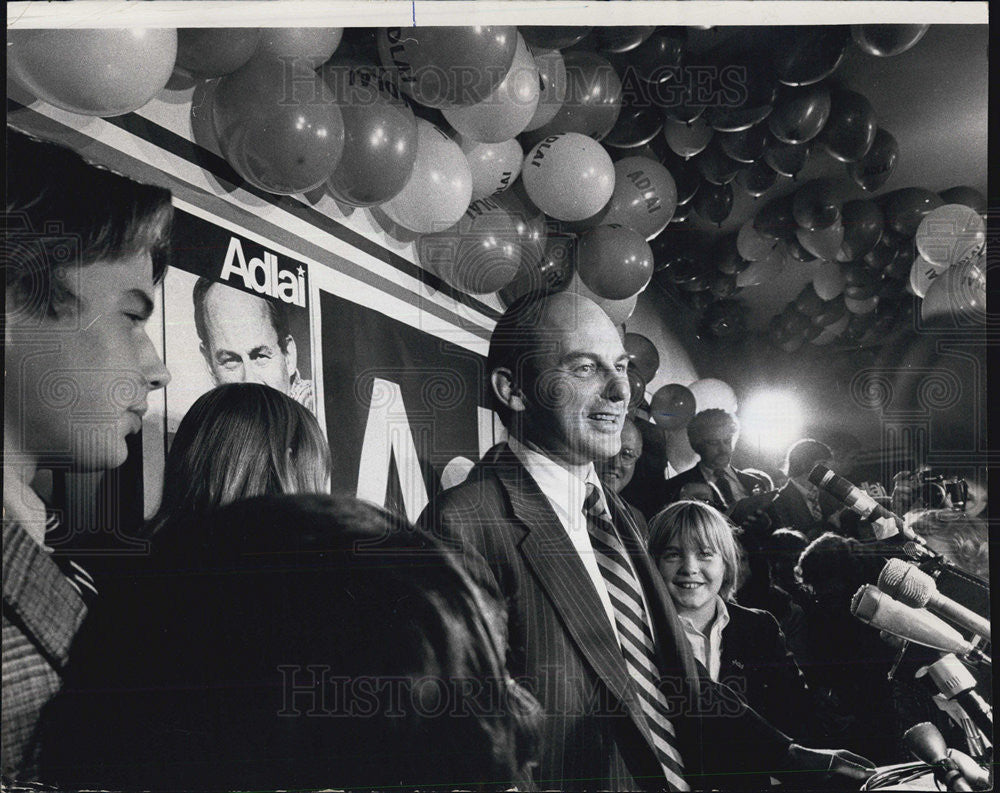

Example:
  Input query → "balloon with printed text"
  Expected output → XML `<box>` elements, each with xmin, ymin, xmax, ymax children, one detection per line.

<box><xmin>522</xmin><ymin>132</ymin><xmax>615</xmax><ymax>222</ymax></box>
<box><xmin>847</xmin><ymin>127</ymin><xmax>899</xmax><ymax>192</ymax></box>
<box><xmin>600</xmin><ymin>157</ymin><xmax>678</xmax><ymax>240</ymax></box>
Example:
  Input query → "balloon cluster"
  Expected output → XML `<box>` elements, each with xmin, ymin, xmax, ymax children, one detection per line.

<box><xmin>767</xmin><ymin>184</ymin><xmax>986</xmax><ymax>350</ymax></box>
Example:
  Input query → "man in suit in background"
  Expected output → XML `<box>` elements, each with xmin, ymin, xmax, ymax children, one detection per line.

<box><xmin>662</xmin><ymin>410</ymin><xmax>770</xmax><ymax>512</ymax></box>
<box><xmin>598</xmin><ymin>417</ymin><xmax>648</xmax><ymax>537</ymax></box>
<box><xmin>420</xmin><ymin>291</ymin><xmax>873</xmax><ymax>790</ymax></box>
<box><xmin>767</xmin><ymin>439</ymin><xmax>836</xmax><ymax>542</ymax></box>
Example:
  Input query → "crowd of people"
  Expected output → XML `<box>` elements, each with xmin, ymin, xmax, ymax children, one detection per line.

<box><xmin>3</xmin><ymin>130</ymin><xmax>988</xmax><ymax>790</ymax></box>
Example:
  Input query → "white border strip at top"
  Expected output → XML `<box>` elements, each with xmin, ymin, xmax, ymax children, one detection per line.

<box><xmin>6</xmin><ymin>1</ymin><xmax>988</xmax><ymax>27</ymax></box>
<box><xmin>174</xmin><ymin>197</ymin><xmax>490</xmax><ymax>357</ymax></box>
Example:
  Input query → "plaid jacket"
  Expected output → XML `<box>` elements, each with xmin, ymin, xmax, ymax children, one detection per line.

<box><xmin>2</xmin><ymin>519</ymin><xmax>88</xmax><ymax>781</ymax></box>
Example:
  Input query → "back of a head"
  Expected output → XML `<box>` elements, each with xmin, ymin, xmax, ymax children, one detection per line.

<box><xmin>5</xmin><ymin>130</ymin><xmax>173</xmax><ymax>319</ymax></box>
<box><xmin>796</xmin><ymin>531</ymin><xmax>865</xmax><ymax>597</ymax></box>
<box><xmin>62</xmin><ymin>494</ymin><xmax>539</xmax><ymax>790</ymax></box>
<box><xmin>147</xmin><ymin>383</ymin><xmax>330</xmax><ymax>535</ymax></box>
<box><xmin>783</xmin><ymin>438</ymin><xmax>832</xmax><ymax>479</ymax></box>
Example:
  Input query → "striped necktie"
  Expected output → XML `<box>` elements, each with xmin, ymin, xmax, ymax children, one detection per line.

<box><xmin>44</xmin><ymin>511</ymin><xmax>99</xmax><ymax>605</ymax></box>
<box><xmin>583</xmin><ymin>483</ymin><xmax>690</xmax><ymax>791</ymax></box>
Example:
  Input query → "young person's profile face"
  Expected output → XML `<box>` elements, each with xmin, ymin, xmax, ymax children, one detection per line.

<box><xmin>6</xmin><ymin>253</ymin><xmax>171</xmax><ymax>471</ymax></box>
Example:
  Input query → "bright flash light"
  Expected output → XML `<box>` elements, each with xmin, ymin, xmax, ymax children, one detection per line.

<box><xmin>741</xmin><ymin>391</ymin><xmax>804</xmax><ymax>455</ymax></box>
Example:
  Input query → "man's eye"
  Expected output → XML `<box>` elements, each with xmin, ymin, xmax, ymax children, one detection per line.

<box><xmin>573</xmin><ymin>363</ymin><xmax>596</xmax><ymax>375</ymax></box>
<box><xmin>615</xmin><ymin>363</ymin><xmax>628</xmax><ymax>374</ymax></box>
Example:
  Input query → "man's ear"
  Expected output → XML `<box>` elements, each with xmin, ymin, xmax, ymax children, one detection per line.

<box><xmin>491</xmin><ymin>367</ymin><xmax>526</xmax><ymax>413</ymax></box>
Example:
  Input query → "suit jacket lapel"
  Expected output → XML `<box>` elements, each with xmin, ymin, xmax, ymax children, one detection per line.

<box><xmin>492</xmin><ymin>452</ymin><xmax>652</xmax><ymax>734</ymax></box>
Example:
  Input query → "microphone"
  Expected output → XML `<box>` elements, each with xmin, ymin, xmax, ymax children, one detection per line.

<box><xmin>919</xmin><ymin>654</ymin><xmax>993</xmax><ymax>738</ymax></box>
<box><xmin>850</xmin><ymin>585</ymin><xmax>985</xmax><ymax>659</ymax></box>
<box><xmin>903</xmin><ymin>722</ymin><xmax>972</xmax><ymax>791</ymax></box>
<box><xmin>879</xmin><ymin>559</ymin><xmax>991</xmax><ymax>642</ymax></box>
<box><xmin>809</xmin><ymin>464</ymin><xmax>908</xmax><ymax>536</ymax></box>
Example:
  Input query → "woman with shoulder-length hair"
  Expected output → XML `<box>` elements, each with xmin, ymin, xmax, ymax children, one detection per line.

<box><xmin>144</xmin><ymin>382</ymin><xmax>330</xmax><ymax>537</ymax></box>
<box><xmin>648</xmin><ymin>500</ymin><xmax>819</xmax><ymax>756</ymax></box>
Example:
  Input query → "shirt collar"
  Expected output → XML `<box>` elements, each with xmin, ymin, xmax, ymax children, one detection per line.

<box><xmin>507</xmin><ymin>436</ymin><xmax>599</xmax><ymax>517</ymax></box>
<box><xmin>677</xmin><ymin>594</ymin><xmax>731</xmax><ymax>636</ymax></box>
<box><xmin>788</xmin><ymin>477</ymin><xmax>815</xmax><ymax>499</ymax></box>
<box><xmin>700</xmin><ymin>462</ymin><xmax>735</xmax><ymax>482</ymax></box>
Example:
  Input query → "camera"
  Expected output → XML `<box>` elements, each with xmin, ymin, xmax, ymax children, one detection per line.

<box><xmin>918</xmin><ymin>471</ymin><xmax>969</xmax><ymax>510</ymax></box>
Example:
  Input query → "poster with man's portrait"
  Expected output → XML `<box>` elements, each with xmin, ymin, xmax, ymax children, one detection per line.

<box><xmin>161</xmin><ymin>208</ymin><xmax>318</xmax><ymax>438</ymax></box>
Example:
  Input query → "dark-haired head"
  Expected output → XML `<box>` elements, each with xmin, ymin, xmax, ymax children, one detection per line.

<box><xmin>5</xmin><ymin>129</ymin><xmax>173</xmax><ymax>319</ymax></box>
<box><xmin>145</xmin><ymin>383</ymin><xmax>330</xmax><ymax>537</ymax></box>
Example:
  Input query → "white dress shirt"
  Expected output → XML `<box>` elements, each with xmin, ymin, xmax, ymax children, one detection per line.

<box><xmin>507</xmin><ymin>436</ymin><xmax>655</xmax><ymax>649</ymax></box>
<box><xmin>677</xmin><ymin>595</ymin><xmax>731</xmax><ymax>681</ymax></box>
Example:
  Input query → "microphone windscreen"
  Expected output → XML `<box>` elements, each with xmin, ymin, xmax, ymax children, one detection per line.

<box><xmin>879</xmin><ymin>559</ymin><xmax>934</xmax><ymax>608</ymax></box>
<box><xmin>903</xmin><ymin>722</ymin><xmax>948</xmax><ymax>764</ymax></box>
<box><xmin>850</xmin><ymin>584</ymin><xmax>881</xmax><ymax>623</ymax></box>
<box><xmin>927</xmin><ymin>655</ymin><xmax>978</xmax><ymax>699</ymax></box>
<box><xmin>808</xmin><ymin>463</ymin><xmax>832</xmax><ymax>488</ymax></box>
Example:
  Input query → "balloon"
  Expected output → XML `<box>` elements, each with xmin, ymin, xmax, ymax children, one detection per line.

<box><xmin>764</xmin><ymin>138</ymin><xmax>809</xmax><ymax>179</ymax></box>
<box><xmin>884</xmin><ymin>236</ymin><xmax>917</xmax><ymax>280</ymax></box>
<box><xmin>811</xmin><ymin>311</ymin><xmax>850</xmax><ymax>344</ymax></box>
<box><xmin>214</xmin><ymin>56</ymin><xmax>345</xmax><ymax>195</ymax></box>
<box><xmin>600</xmin><ymin>157</ymin><xmax>678</xmax><ymax>240</ymax></box>
<box><xmin>377</xmin><ymin>26</ymin><xmax>517</xmax><ymax>108</ymax></box>
<box><xmin>443</xmin><ymin>34</ymin><xmax>540</xmax><ymax>143</ymax></box>
<box><xmin>796</xmin><ymin>221</ymin><xmax>845</xmax><ymax>261</ymax></box>
<box><xmin>737</xmin><ymin>218</ymin><xmax>781</xmax><ymax>261</ymax></box>
<box><xmin>577</xmin><ymin>225</ymin><xmax>654</xmax><ymax>300</ymax></box>
<box><xmin>381</xmin><ymin>119</ymin><xmax>473</xmax><ymax>232</ymax></box>
<box><xmin>603</xmin><ymin>107</ymin><xmax>664</xmax><ymax>149</ymax></box>
<box><xmin>8</xmin><ymin>29</ymin><xmax>178</xmax><ymax>116</ymax></box>
<box><xmin>627</xmin><ymin>367</ymin><xmax>648</xmax><ymax>411</ymax></box>
<box><xmin>844</xmin><ymin>295</ymin><xmax>878</xmax><ymax>315</ymax></box>
<box><xmin>813</xmin><ymin>295</ymin><xmax>847</xmax><ymax>326</ymax></box>
<box><xmin>459</xmin><ymin>136</ymin><xmax>524</xmax><ymax>201</ymax></box>
<box><xmin>847</xmin><ymin>127</ymin><xmax>899</xmax><ymax>192</ymax></box>
<box><xmin>794</xmin><ymin>283</ymin><xmax>826</xmax><ymax>316</ymax></box>
<box><xmin>567</xmin><ymin>273</ymin><xmax>638</xmax><ymax>325</ymax></box>
<box><xmin>663</xmin><ymin>116</ymin><xmax>713</xmax><ymax>160</ymax></box>
<box><xmin>844</xmin><ymin>312</ymin><xmax>876</xmax><ymax>342</ymax></box>
<box><xmin>704</xmin><ymin>56</ymin><xmax>777</xmax><ymax>132</ymax></box>
<box><xmin>768</xmin><ymin>84</ymin><xmax>831</xmax><ymax>144</ymax></box>
<box><xmin>851</xmin><ymin>25</ymin><xmax>929</xmax><ymax>57</ymax></box>
<box><xmin>626</xmin><ymin>28</ymin><xmax>686</xmax><ymax>86</ymax></box>
<box><xmin>522</xmin><ymin>132</ymin><xmax>615</xmax><ymax>222</ymax></box>
<box><xmin>523</xmin><ymin>51</ymin><xmax>622</xmax><ymax>143</ymax></box>
<box><xmin>694</xmin><ymin>139</ymin><xmax>741</xmax><ymax>185</ymax></box>
<box><xmin>754</xmin><ymin>195</ymin><xmax>797</xmax><ymax>240</ymax></box>
<box><xmin>818</xmin><ymin>89</ymin><xmax>877</xmax><ymax>163</ymax></box>
<box><xmin>668</xmin><ymin>257</ymin><xmax>713</xmax><ymax>292</ymax></box>
<box><xmin>176</xmin><ymin>28</ymin><xmax>260</xmax><ymax>78</ymax></box>
<box><xmin>843</xmin><ymin>263</ymin><xmax>879</xmax><ymax>299</ymax></box>
<box><xmin>688</xmin><ymin>378</ymin><xmax>738</xmax><ymax>415</ymax></box>
<box><xmin>920</xmin><ymin>251</ymin><xmax>986</xmax><ymax>325</ymax></box>
<box><xmin>692</xmin><ymin>181</ymin><xmax>734</xmax><ymax>226</ymax></box>
<box><xmin>498</xmin><ymin>231</ymin><xmax>572</xmax><ymax>306</ymax></box>
<box><xmin>258</xmin><ymin>28</ymin><xmax>343</xmax><ymax>69</ymax></box>
<box><xmin>592</xmin><ymin>26</ymin><xmax>656</xmax><ymax>54</ymax></box>
<box><xmin>709</xmin><ymin>272</ymin><xmax>739</xmax><ymax>299</ymax></box>
<box><xmin>519</xmin><ymin>27</ymin><xmax>592</xmax><ymax>50</ymax></box>
<box><xmin>650</xmin><ymin>384</ymin><xmax>697</xmax><ymax>431</ymax></box>
<box><xmin>662</xmin><ymin>154</ymin><xmax>701</xmax><ymax>206</ymax></box>
<box><xmin>785</xmin><ymin>235</ymin><xmax>818</xmax><ymax>263</ymax></box>
<box><xmin>717</xmin><ymin>122</ymin><xmax>768</xmax><ymax>164</ymax></box>
<box><xmin>523</xmin><ymin>47</ymin><xmax>568</xmax><ymax>132</ymax></box>
<box><xmin>915</xmin><ymin>203</ymin><xmax>986</xmax><ymax>269</ymax></box>
<box><xmin>715</xmin><ymin>242</ymin><xmax>751</xmax><ymax>276</ymax></box>
<box><xmin>938</xmin><ymin>186</ymin><xmax>987</xmax><ymax>216</ymax></box>
<box><xmin>838</xmin><ymin>199</ymin><xmax>884</xmax><ymax>261</ymax></box>
<box><xmin>624</xmin><ymin>333</ymin><xmax>660</xmax><ymax>382</ymax></box>
<box><xmin>813</xmin><ymin>259</ymin><xmax>847</xmax><ymax>300</ymax></box>
<box><xmin>738</xmin><ymin>160</ymin><xmax>778</xmax><ymax>199</ymax></box>
<box><xmin>494</xmin><ymin>181</ymin><xmax>548</xmax><ymax>269</ymax></box>
<box><xmin>862</xmin><ymin>235</ymin><xmax>898</xmax><ymax>272</ymax></box>
<box><xmin>881</xmin><ymin>187</ymin><xmax>944</xmax><ymax>238</ymax></box>
<box><xmin>792</xmin><ymin>179</ymin><xmax>841</xmax><ymax>230</ymax></box>
<box><xmin>908</xmin><ymin>254</ymin><xmax>948</xmax><ymax>298</ymax></box>
<box><xmin>736</xmin><ymin>245</ymin><xmax>784</xmax><ymax>287</ymax></box>
<box><xmin>322</xmin><ymin>56</ymin><xmax>418</xmax><ymax>207</ymax></box>
<box><xmin>417</xmin><ymin>196</ymin><xmax>521</xmax><ymax>294</ymax></box>
<box><xmin>769</xmin><ymin>26</ymin><xmax>850</xmax><ymax>86</ymax></box>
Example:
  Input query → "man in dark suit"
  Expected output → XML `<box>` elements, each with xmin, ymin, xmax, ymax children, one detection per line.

<box><xmin>767</xmin><ymin>439</ymin><xmax>836</xmax><ymax>541</ymax></box>
<box><xmin>420</xmin><ymin>291</ymin><xmax>873</xmax><ymax>790</ymax></box>
<box><xmin>662</xmin><ymin>410</ymin><xmax>770</xmax><ymax>512</ymax></box>
<box><xmin>598</xmin><ymin>417</ymin><xmax>648</xmax><ymax>538</ymax></box>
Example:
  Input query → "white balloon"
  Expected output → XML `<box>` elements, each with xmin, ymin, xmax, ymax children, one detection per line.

<box><xmin>688</xmin><ymin>377</ymin><xmax>738</xmax><ymax>415</ymax></box>
<box><xmin>915</xmin><ymin>203</ymin><xmax>986</xmax><ymax>268</ymax></box>
<box><xmin>737</xmin><ymin>245</ymin><xmax>784</xmax><ymax>287</ymax></box>
<box><xmin>810</xmin><ymin>313</ymin><xmax>850</xmax><ymax>344</ymax></box>
<box><xmin>737</xmin><ymin>218</ymin><xmax>780</xmax><ymax>261</ymax></box>
<box><xmin>459</xmin><ymin>135</ymin><xmax>523</xmax><ymax>200</ymax></box>
<box><xmin>812</xmin><ymin>259</ymin><xmax>846</xmax><ymax>300</ymax></box>
<box><xmin>920</xmin><ymin>249</ymin><xmax>986</xmax><ymax>325</ymax></box>
<box><xmin>908</xmin><ymin>253</ymin><xmax>949</xmax><ymax>299</ymax></box>
<box><xmin>523</xmin><ymin>46</ymin><xmax>567</xmax><ymax>132</ymax></box>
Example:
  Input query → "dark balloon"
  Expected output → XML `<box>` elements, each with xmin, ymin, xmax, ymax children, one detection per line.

<box><xmin>649</xmin><ymin>383</ymin><xmax>696</xmax><ymax>431</ymax></box>
<box><xmin>592</xmin><ymin>26</ymin><xmax>657</xmax><ymax>55</ymax></box>
<box><xmin>524</xmin><ymin>51</ymin><xmax>622</xmax><ymax>143</ymax></box>
<box><xmin>769</xmin><ymin>26</ymin><xmax>850</xmax><ymax>86</ymax></box>
<box><xmin>779</xmin><ymin>307</ymin><xmax>812</xmax><ymax>337</ymax></box>
<box><xmin>812</xmin><ymin>295</ymin><xmax>847</xmax><ymax>326</ymax></box>
<box><xmin>715</xmin><ymin>238</ymin><xmax>751</xmax><ymax>276</ymax></box>
<box><xmin>844</xmin><ymin>263</ymin><xmax>879</xmax><ymax>299</ymax></box>
<box><xmin>662</xmin><ymin>153</ymin><xmax>701</xmax><ymax>205</ymax></box>
<box><xmin>604</xmin><ymin>106</ymin><xmax>664</xmax><ymax>149</ymax></box>
<box><xmin>851</xmin><ymin>25</ymin><xmax>929</xmax><ymax>57</ymax></box>
<box><xmin>880</xmin><ymin>187</ymin><xmax>944</xmax><ymax>238</ymax></box>
<box><xmin>176</xmin><ymin>28</ymin><xmax>261</xmax><ymax>78</ymax></box>
<box><xmin>692</xmin><ymin>181</ymin><xmax>734</xmax><ymax>226</ymax></box>
<box><xmin>627</xmin><ymin>366</ymin><xmax>648</xmax><ymax>411</ymax></box>
<box><xmin>764</xmin><ymin>137</ymin><xmax>809</xmax><ymax>178</ymax></box>
<box><xmin>669</xmin><ymin>257</ymin><xmax>713</xmax><ymax>292</ymax></box>
<box><xmin>710</xmin><ymin>272</ymin><xmax>739</xmax><ymax>299</ymax></box>
<box><xmin>670</xmin><ymin>202</ymin><xmax>692</xmax><ymax>224</ymax></box>
<box><xmin>847</xmin><ymin>127</ymin><xmax>899</xmax><ymax>191</ymax></box>
<box><xmin>577</xmin><ymin>225</ymin><xmax>654</xmax><ymax>299</ymax></box>
<box><xmin>717</xmin><ymin>121</ymin><xmax>768</xmax><ymax>163</ymax></box>
<box><xmin>738</xmin><ymin>160</ymin><xmax>778</xmax><ymax>198</ymax></box>
<box><xmin>792</xmin><ymin>179</ymin><xmax>841</xmax><ymax>230</ymax></box>
<box><xmin>939</xmin><ymin>186</ymin><xmax>987</xmax><ymax>216</ymax></box>
<box><xmin>794</xmin><ymin>283</ymin><xmax>826</xmax><ymax>316</ymax></box>
<box><xmin>844</xmin><ymin>312</ymin><xmax>875</xmax><ymax>342</ymax></box>
<box><xmin>694</xmin><ymin>138</ymin><xmax>741</xmax><ymax>185</ymax></box>
<box><xmin>839</xmin><ymin>199</ymin><xmax>884</xmax><ymax>261</ymax></box>
<box><xmin>519</xmin><ymin>27</ymin><xmax>592</xmax><ymax>50</ymax></box>
<box><xmin>863</xmin><ymin>235</ymin><xmax>898</xmax><ymax>272</ymax></box>
<box><xmin>704</xmin><ymin>55</ymin><xmax>778</xmax><ymax>132</ymax></box>
<box><xmin>498</xmin><ymin>232</ymin><xmax>575</xmax><ymax>306</ymax></box>
<box><xmin>628</xmin><ymin>28</ymin><xmax>686</xmax><ymax>86</ymax></box>
<box><xmin>753</xmin><ymin>194</ymin><xmax>797</xmax><ymax>240</ymax></box>
<box><xmin>768</xmin><ymin>83</ymin><xmax>831</xmax><ymax>144</ymax></box>
<box><xmin>624</xmin><ymin>332</ymin><xmax>660</xmax><ymax>382</ymax></box>
<box><xmin>786</xmin><ymin>234</ymin><xmax>818</xmax><ymax>262</ymax></box>
<box><xmin>818</xmin><ymin>89</ymin><xmax>877</xmax><ymax>163</ymax></box>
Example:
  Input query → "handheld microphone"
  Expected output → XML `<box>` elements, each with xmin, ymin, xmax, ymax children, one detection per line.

<box><xmin>850</xmin><ymin>585</ymin><xmax>985</xmax><ymax>659</ymax></box>
<box><xmin>809</xmin><ymin>464</ymin><xmax>908</xmax><ymax>535</ymax></box>
<box><xmin>902</xmin><ymin>722</ymin><xmax>972</xmax><ymax>791</ymax></box>
<box><xmin>919</xmin><ymin>654</ymin><xmax>993</xmax><ymax>738</ymax></box>
<box><xmin>879</xmin><ymin>559</ymin><xmax>991</xmax><ymax>642</ymax></box>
